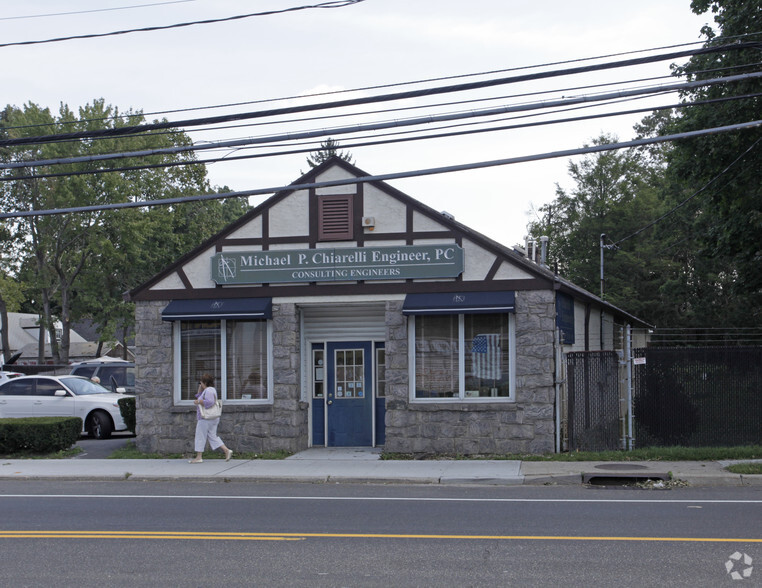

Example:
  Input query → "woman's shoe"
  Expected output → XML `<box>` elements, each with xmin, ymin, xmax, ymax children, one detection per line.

<box><xmin>225</xmin><ymin>449</ymin><xmax>233</xmax><ymax>462</ymax></box>
<box><xmin>189</xmin><ymin>458</ymin><xmax>203</xmax><ymax>464</ymax></box>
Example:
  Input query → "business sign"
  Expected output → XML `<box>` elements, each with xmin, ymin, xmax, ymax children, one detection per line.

<box><xmin>212</xmin><ymin>244</ymin><xmax>464</xmax><ymax>284</ymax></box>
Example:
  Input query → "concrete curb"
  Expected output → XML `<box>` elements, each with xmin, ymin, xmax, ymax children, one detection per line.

<box><xmin>0</xmin><ymin>456</ymin><xmax>759</xmax><ymax>486</ymax></box>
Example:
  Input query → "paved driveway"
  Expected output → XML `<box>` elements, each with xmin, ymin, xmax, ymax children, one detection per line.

<box><xmin>72</xmin><ymin>433</ymin><xmax>135</xmax><ymax>459</ymax></box>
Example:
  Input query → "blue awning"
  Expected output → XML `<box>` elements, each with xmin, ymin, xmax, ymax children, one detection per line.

<box><xmin>402</xmin><ymin>291</ymin><xmax>515</xmax><ymax>315</ymax></box>
<box><xmin>162</xmin><ymin>298</ymin><xmax>272</xmax><ymax>321</ymax></box>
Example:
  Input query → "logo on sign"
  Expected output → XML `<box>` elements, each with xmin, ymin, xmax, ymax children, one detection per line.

<box><xmin>217</xmin><ymin>255</ymin><xmax>237</xmax><ymax>282</ymax></box>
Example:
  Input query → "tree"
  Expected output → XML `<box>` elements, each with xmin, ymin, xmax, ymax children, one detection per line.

<box><xmin>528</xmin><ymin>135</ymin><xmax>669</xmax><ymax>324</ymax></box>
<box><xmin>0</xmin><ymin>100</ymin><xmax>249</xmax><ymax>362</ymax></box>
<box><xmin>305</xmin><ymin>138</ymin><xmax>354</xmax><ymax>169</ymax></box>
<box><xmin>654</xmin><ymin>0</ymin><xmax>762</xmax><ymax>326</ymax></box>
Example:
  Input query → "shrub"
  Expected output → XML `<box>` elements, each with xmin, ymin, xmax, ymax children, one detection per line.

<box><xmin>0</xmin><ymin>417</ymin><xmax>82</xmax><ymax>453</ymax></box>
<box><xmin>118</xmin><ymin>396</ymin><xmax>136</xmax><ymax>433</ymax></box>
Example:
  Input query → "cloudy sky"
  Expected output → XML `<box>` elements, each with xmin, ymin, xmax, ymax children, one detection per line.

<box><xmin>2</xmin><ymin>1</ymin><xmax>711</xmax><ymax>244</ymax></box>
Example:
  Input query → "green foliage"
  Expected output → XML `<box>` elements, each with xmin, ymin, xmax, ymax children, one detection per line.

<box><xmin>0</xmin><ymin>100</ymin><xmax>251</xmax><ymax>358</ymax></box>
<box><xmin>118</xmin><ymin>396</ymin><xmax>136</xmax><ymax>433</ymax></box>
<box><xmin>533</xmin><ymin>0</ymin><xmax>762</xmax><ymax>329</ymax></box>
<box><xmin>0</xmin><ymin>417</ymin><xmax>81</xmax><ymax>453</ymax></box>
<box><xmin>108</xmin><ymin>442</ymin><xmax>291</xmax><ymax>460</ymax></box>
<box><xmin>382</xmin><ymin>446</ymin><xmax>762</xmax><ymax>461</ymax></box>
<box><xmin>725</xmin><ymin>462</ymin><xmax>762</xmax><ymax>475</ymax></box>
<box><xmin>653</xmin><ymin>0</ymin><xmax>762</xmax><ymax>327</ymax></box>
<box><xmin>528</xmin><ymin>135</ymin><xmax>669</xmax><ymax>324</ymax></box>
<box><xmin>306</xmin><ymin>138</ymin><xmax>354</xmax><ymax>168</ymax></box>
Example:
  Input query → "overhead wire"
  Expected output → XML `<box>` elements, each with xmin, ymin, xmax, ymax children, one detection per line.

<box><xmin>5</xmin><ymin>31</ymin><xmax>757</xmax><ymax>133</ymax></box>
<box><xmin>1</xmin><ymin>71</ymin><xmax>682</xmax><ymax>146</ymax></box>
<box><xmin>4</xmin><ymin>71</ymin><xmax>760</xmax><ymax>171</ymax></box>
<box><xmin>3</xmin><ymin>31</ymin><xmax>757</xmax><ymax>134</ymax></box>
<box><xmin>0</xmin><ymin>1</ymin><xmax>367</xmax><ymax>48</ymax></box>
<box><xmin>612</xmin><ymin>136</ymin><xmax>762</xmax><ymax>246</ymax></box>
<box><xmin>8</xmin><ymin>57</ymin><xmax>758</xmax><ymax>155</ymax></box>
<box><xmin>7</xmin><ymin>91</ymin><xmax>760</xmax><ymax>184</ymax></box>
<box><xmin>0</xmin><ymin>0</ymin><xmax>200</xmax><ymax>21</ymax></box>
<box><xmin>1</xmin><ymin>39</ymin><xmax>713</xmax><ymax>132</ymax></box>
<box><xmin>2</xmin><ymin>119</ymin><xmax>760</xmax><ymax>219</ymax></box>
<box><xmin>2</xmin><ymin>42</ymin><xmax>758</xmax><ymax>148</ymax></box>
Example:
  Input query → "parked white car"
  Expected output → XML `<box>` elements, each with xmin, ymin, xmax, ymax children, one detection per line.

<box><xmin>0</xmin><ymin>371</ymin><xmax>23</xmax><ymax>385</ymax></box>
<box><xmin>0</xmin><ymin>375</ymin><xmax>128</xmax><ymax>439</ymax></box>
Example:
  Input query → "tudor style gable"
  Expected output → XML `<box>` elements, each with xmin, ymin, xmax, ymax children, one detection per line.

<box><xmin>128</xmin><ymin>157</ymin><xmax>553</xmax><ymax>302</ymax></box>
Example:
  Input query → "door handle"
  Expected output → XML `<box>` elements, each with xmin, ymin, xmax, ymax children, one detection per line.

<box><xmin>327</xmin><ymin>400</ymin><xmax>333</xmax><ymax>405</ymax></box>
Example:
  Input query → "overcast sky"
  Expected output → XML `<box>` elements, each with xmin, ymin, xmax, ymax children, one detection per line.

<box><xmin>2</xmin><ymin>1</ymin><xmax>711</xmax><ymax>245</ymax></box>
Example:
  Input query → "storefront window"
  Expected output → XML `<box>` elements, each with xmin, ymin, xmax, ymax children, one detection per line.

<box><xmin>464</xmin><ymin>313</ymin><xmax>511</xmax><ymax>398</ymax></box>
<box><xmin>178</xmin><ymin>320</ymin><xmax>270</xmax><ymax>402</ymax></box>
<box><xmin>226</xmin><ymin>321</ymin><xmax>268</xmax><ymax>400</ymax></box>
<box><xmin>411</xmin><ymin>313</ymin><xmax>514</xmax><ymax>401</ymax></box>
<box><xmin>180</xmin><ymin>321</ymin><xmax>220</xmax><ymax>401</ymax></box>
<box><xmin>414</xmin><ymin>314</ymin><xmax>459</xmax><ymax>398</ymax></box>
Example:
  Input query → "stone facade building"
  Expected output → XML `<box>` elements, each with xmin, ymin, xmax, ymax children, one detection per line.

<box><xmin>128</xmin><ymin>157</ymin><xmax>646</xmax><ymax>456</ymax></box>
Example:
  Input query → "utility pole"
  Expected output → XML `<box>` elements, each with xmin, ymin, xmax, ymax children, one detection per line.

<box><xmin>600</xmin><ymin>233</ymin><xmax>606</xmax><ymax>299</ymax></box>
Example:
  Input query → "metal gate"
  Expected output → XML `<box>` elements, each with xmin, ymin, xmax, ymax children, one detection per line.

<box><xmin>565</xmin><ymin>351</ymin><xmax>620</xmax><ymax>451</ymax></box>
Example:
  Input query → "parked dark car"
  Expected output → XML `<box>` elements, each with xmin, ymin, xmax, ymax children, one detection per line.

<box><xmin>70</xmin><ymin>360</ymin><xmax>135</xmax><ymax>394</ymax></box>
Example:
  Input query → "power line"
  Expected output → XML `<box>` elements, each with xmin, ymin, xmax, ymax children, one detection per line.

<box><xmin>2</xmin><ymin>42</ymin><xmax>757</xmax><ymax>148</ymax></box>
<box><xmin>2</xmin><ymin>119</ymin><xmax>759</xmax><ymax>219</ymax></box>
<box><xmin>1</xmin><ymin>39</ymin><xmax>711</xmax><ymax>132</ymax></box>
<box><xmin>9</xmin><ymin>92</ymin><xmax>758</xmax><ymax>184</ymax></box>
<box><xmin>5</xmin><ymin>71</ymin><xmax>759</xmax><ymax>171</ymax></box>
<box><xmin>0</xmin><ymin>0</ymin><xmax>366</xmax><ymax>48</ymax></box>
<box><xmin>613</xmin><ymin>136</ymin><xmax>762</xmax><ymax>246</ymax></box>
<box><xmin>5</xmin><ymin>71</ymin><xmax>684</xmax><ymax>143</ymax></box>
<box><xmin>11</xmin><ymin>58</ymin><xmax>758</xmax><ymax>152</ymax></box>
<box><xmin>0</xmin><ymin>0</ymin><xmax>200</xmax><ymax>21</ymax></box>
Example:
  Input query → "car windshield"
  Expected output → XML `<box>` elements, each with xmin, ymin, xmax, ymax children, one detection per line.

<box><xmin>60</xmin><ymin>376</ymin><xmax>111</xmax><ymax>396</ymax></box>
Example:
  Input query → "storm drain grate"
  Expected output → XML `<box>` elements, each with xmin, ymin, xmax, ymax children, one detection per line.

<box><xmin>583</xmin><ymin>472</ymin><xmax>670</xmax><ymax>485</ymax></box>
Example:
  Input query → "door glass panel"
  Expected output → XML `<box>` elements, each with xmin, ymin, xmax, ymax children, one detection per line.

<box><xmin>334</xmin><ymin>348</ymin><xmax>364</xmax><ymax>399</ymax></box>
<box><xmin>313</xmin><ymin>348</ymin><xmax>324</xmax><ymax>398</ymax></box>
<box><xmin>376</xmin><ymin>348</ymin><xmax>386</xmax><ymax>398</ymax></box>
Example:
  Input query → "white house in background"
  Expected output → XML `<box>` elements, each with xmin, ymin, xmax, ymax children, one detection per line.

<box><xmin>1</xmin><ymin>312</ymin><xmax>87</xmax><ymax>364</ymax></box>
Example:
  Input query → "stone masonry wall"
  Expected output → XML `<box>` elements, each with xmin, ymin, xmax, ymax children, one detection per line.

<box><xmin>134</xmin><ymin>301</ymin><xmax>307</xmax><ymax>455</ymax></box>
<box><xmin>383</xmin><ymin>290</ymin><xmax>556</xmax><ymax>455</ymax></box>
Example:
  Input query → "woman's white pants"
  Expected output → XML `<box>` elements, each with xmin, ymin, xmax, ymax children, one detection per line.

<box><xmin>194</xmin><ymin>418</ymin><xmax>224</xmax><ymax>452</ymax></box>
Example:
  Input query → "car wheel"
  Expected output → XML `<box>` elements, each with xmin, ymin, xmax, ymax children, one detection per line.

<box><xmin>89</xmin><ymin>411</ymin><xmax>113</xmax><ymax>440</ymax></box>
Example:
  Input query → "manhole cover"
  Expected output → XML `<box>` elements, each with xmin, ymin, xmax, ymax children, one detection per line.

<box><xmin>595</xmin><ymin>463</ymin><xmax>649</xmax><ymax>471</ymax></box>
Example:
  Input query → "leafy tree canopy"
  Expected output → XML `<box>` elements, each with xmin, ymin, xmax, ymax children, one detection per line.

<box><xmin>0</xmin><ymin>100</ymin><xmax>249</xmax><ymax>361</ymax></box>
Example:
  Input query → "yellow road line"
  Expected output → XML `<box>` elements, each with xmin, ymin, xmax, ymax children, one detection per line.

<box><xmin>0</xmin><ymin>531</ymin><xmax>759</xmax><ymax>543</ymax></box>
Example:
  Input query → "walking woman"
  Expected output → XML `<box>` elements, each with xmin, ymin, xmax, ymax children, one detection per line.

<box><xmin>190</xmin><ymin>373</ymin><xmax>233</xmax><ymax>463</ymax></box>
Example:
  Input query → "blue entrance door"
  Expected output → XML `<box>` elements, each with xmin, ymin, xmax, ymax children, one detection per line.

<box><xmin>326</xmin><ymin>341</ymin><xmax>372</xmax><ymax>446</ymax></box>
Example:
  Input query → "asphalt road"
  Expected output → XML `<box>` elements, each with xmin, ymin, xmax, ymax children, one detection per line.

<box><xmin>0</xmin><ymin>481</ymin><xmax>759</xmax><ymax>586</ymax></box>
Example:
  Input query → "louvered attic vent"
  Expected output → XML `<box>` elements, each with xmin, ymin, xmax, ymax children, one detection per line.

<box><xmin>318</xmin><ymin>194</ymin><xmax>353</xmax><ymax>241</ymax></box>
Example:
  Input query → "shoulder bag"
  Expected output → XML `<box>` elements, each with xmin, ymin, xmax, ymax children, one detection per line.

<box><xmin>199</xmin><ymin>392</ymin><xmax>223</xmax><ymax>420</ymax></box>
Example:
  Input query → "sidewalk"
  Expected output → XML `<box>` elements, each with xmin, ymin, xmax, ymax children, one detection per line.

<box><xmin>0</xmin><ymin>447</ymin><xmax>759</xmax><ymax>486</ymax></box>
